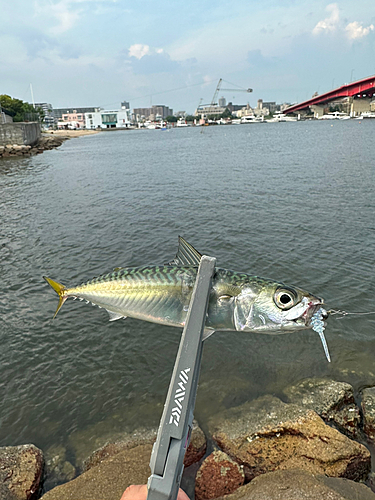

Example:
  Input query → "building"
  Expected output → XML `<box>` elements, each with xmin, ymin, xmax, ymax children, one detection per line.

<box><xmin>280</xmin><ymin>103</ymin><xmax>292</xmax><ymax>112</ymax></box>
<box><xmin>235</xmin><ymin>103</ymin><xmax>255</xmax><ymax>118</ymax></box>
<box><xmin>262</xmin><ymin>101</ymin><xmax>279</xmax><ymax>113</ymax></box>
<box><xmin>52</xmin><ymin>107</ymin><xmax>96</xmax><ymax>121</ymax></box>
<box><xmin>59</xmin><ymin>110</ymin><xmax>86</xmax><ymax>129</ymax></box>
<box><xmin>218</xmin><ymin>97</ymin><xmax>226</xmax><ymax>107</ymax></box>
<box><xmin>85</xmin><ymin>104</ymin><xmax>131</xmax><ymax>129</ymax></box>
<box><xmin>252</xmin><ymin>99</ymin><xmax>270</xmax><ymax>117</ymax></box>
<box><xmin>35</xmin><ymin>103</ymin><xmax>54</xmax><ymax>128</ymax></box>
<box><xmin>226</xmin><ymin>102</ymin><xmax>248</xmax><ymax>114</ymax></box>
<box><xmin>133</xmin><ymin>105</ymin><xmax>173</xmax><ymax>121</ymax></box>
<box><xmin>195</xmin><ymin>105</ymin><xmax>227</xmax><ymax>117</ymax></box>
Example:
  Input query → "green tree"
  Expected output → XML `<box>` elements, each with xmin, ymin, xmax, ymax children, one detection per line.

<box><xmin>166</xmin><ymin>115</ymin><xmax>177</xmax><ymax>123</ymax></box>
<box><xmin>206</xmin><ymin>108</ymin><xmax>233</xmax><ymax>121</ymax></box>
<box><xmin>329</xmin><ymin>104</ymin><xmax>342</xmax><ymax>113</ymax></box>
<box><xmin>0</xmin><ymin>94</ymin><xmax>43</xmax><ymax>122</ymax></box>
<box><xmin>221</xmin><ymin>108</ymin><xmax>233</xmax><ymax>119</ymax></box>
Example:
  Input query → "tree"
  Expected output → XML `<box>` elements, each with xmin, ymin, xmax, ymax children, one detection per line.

<box><xmin>221</xmin><ymin>108</ymin><xmax>233</xmax><ymax>119</ymax></box>
<box><xmin>166</xmin><ymin>115</ymin><xmax>177</xmax><ymax>123</ymax></box>
<box><xmin>0</xmin><ymin>94</ymin><xmax>43</xmax><ymax>122</ymax></box>
<box><xmin>206</xmin><ymin>108</ymin><xmax>233</xmax><ymax>121</ymax></box>
<box><xmin>329</xmin><ymin>104</ymin><xmax>342</xmax><ymax>113</ymax></box>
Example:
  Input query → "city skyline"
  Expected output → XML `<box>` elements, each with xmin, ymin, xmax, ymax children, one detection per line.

<box><xmin>1</xmin><ymin>1</ymin><xmax>374</xmax><ymax>113</ymax></box>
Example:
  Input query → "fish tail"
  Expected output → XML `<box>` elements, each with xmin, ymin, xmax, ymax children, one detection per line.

<box><xmin>43</xmin><ymin>276</ymin><xmax>68</xmax><ymax>318</ymax></box>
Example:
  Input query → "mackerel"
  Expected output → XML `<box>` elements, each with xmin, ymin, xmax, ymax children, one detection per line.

<box><xmin>44</xmin><ymin>237</ymin><xmax>330</xmax><ymax>360</ymax></box>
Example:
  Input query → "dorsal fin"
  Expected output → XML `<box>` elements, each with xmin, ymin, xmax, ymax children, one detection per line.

<box><xmin>170</xmin><ymin>236</ymin><xmax>202</xmax><ymax>266</ymax></box>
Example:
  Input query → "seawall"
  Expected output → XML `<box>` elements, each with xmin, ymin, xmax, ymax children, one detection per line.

<box><xmin>0</xmin><ymin>122</ymin><xmax>41</xmax><ymax>147</ymax></box>
<box><xmin>0</xmin><ymin>134</ymin><xmax>68</xmax><ymax>158</ymax></box>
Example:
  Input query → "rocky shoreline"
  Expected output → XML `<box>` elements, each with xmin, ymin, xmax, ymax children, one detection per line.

<box><xmin>3</xmin><ymin>378</ymin><xmax>375</xmax><ymax>500</ymax></box>
<box><xmin>0</xmin><ymin>130</ymin><xmax>99</xmax><ymax>159</ymax></box>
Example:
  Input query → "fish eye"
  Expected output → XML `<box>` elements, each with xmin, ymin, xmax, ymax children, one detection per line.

<box><xmin>274</xmin><ymin>289</ymin><xmax>296</xmax><ymax>310</ymax></box>
<box><xmin>280</xmin><ymin>294</ymin><xmax>291</xmax><ymax>304</ymax></box>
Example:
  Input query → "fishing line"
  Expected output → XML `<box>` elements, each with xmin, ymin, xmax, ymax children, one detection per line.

<box><xmin>328</xmin><ymin>309</ymin><xmax>375</xmax><ymax>319</ymax></box>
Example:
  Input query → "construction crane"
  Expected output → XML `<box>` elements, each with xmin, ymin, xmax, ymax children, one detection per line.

<box><xmin>196</xmin><ymin>79</ymin><xmax>252</xmax><ymax>117</ymax></box>
<box><xmin>210</xmin><ymin>78</ymin><xmax>252</xmax><ymax>106</ymax></box>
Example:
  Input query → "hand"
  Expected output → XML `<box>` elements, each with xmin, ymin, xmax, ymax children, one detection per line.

<box><xmin>121</xmin><ymin>484</ymin><xmax>190</xmax><ymax>500</ymax></box>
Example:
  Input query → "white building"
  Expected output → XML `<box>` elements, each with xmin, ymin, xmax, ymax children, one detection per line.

<box><xmin>85</xmin><ymin>105</ymin><xmax>131</xmax><ymax>129</ymax></box>
<box><xmin>194</xmin><ymin>105</ymin><xmax>227</xmax><ymax>117</ymax></box>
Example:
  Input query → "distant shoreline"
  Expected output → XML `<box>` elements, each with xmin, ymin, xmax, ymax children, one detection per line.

<box><xmin>45</xmin><ymin>129</ymin><xmax>101</xmax><ymax>138</ymax></box>
<box><xmin>0</xmin><ymin>129</ymin><xmax>101</xmax><ymax>159</ymax></box>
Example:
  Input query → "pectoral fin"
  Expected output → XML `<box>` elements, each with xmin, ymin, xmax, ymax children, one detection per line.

<box><xmin>107</xmin><ymin>310</ymin><xmax>127</xmax><ymax>322</ymax></box>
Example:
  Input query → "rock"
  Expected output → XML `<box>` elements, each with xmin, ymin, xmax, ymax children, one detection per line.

<box><xmin>83</xmin><ymin>427</ymin><xmax>158</xmax><ymax>471</ymax></box>
<box><xmin>184</xmin><ymin>421</ymin><xmax>207</xmax><ymax>467</ymax></box>
<box><xmin>44</xmin><ymin>445</ymin><xmax>76</xmax><ymax>489</ymax></box>
<box><xmin>284</xmin><ymin>378</ymin><xmax>361</xmax><ymax>438</ymax></box>
<box><xmin>214</xmin><ymin>469</ymin><xmax>375</xmax><ymax>500</ymax></box>
<box><xmin>209</xmin><ymin>395</ymin><xmax>370</xmax><ymax>482</ymax></box>
<box><xmin>361</xmin><ymin>387</ymin><xmax>375</xmax><ymax>443</ymax></box>
<box><xmin>367</xmin><ymin>471</ymin><xmax>375</xmax><ymax>491</ymax></box>
<box><xmin>40</xmin><ymin>444</ymin><xmax>152</xmax><ymax>500</ymax></box>
<box><xmin>82</xmin><ymin>420</ymin><xmax>205</xmax><ymax>472</ymax></box>
<box><xmin>195</xmin><ymin>450</ymin><xmax>244</xmax><ymax>500</ymax></box>
<box><xmin>0</xmin><ymin>444</ymin><xmax>44</xmax><ymax>500</ymax></box>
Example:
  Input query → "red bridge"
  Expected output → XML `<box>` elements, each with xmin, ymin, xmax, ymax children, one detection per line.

<box><xmin>284</xmin><ymin>75</ymin><xmax>375</xmax><ymax>114</ymax></box>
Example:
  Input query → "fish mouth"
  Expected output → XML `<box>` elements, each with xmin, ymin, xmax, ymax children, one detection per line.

<box><xmin>302</xmin><ymin>299</ymin><xmax>327</xmax><ymax>326</ymax></box>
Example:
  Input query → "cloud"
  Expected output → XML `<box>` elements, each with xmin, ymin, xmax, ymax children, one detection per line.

<box><xmin>33</xmin><ymin>0</ymin><xmax>82</xmax><ymax>35</ymax></box>
<box><xmin>51</xmin><ymin>1</ymin><xmax>82</xmax><ymax>34</ymax></box>
<box><xmin>312</xmin><ymin>3</ymin><xmax>340</xmax><ymax>35</ymax></box>
<box><xmin>128</xmin><ymin>44</ymin><xmax>165</xmax><ymax>60</ymax></box>
<box><xmin>125</xmin><ymin>44</ymin><xmax>181</xmax><ymax>75</ymax></box>
<box><xmin>34</xmin><ymin>0</ymin><xmax>118</xmax><ymax>35</ymax></box>
<box><xmin>345</xmin><ymin>21</ymin><xmax>374</xmax><ymax>40</ymax></box>
<box><xmin>130</xmin><ymin>52</ymin><xmax>181</xmax><ymax>75</ymax></box>
<box><xmin>313</xmin><ymin>4</ymin><xmax>374</xmax><ymax>42</ymax></box>
<box><xmin>128</xmin><ymin>44</ymin><xmax>151</xmax><ymax>59</ymax></box>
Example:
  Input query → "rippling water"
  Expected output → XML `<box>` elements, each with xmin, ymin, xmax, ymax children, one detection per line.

<box><xmin>1</xmin><ymin>122</ymin><xmax>374</xmax><ymax>487</ymax></box>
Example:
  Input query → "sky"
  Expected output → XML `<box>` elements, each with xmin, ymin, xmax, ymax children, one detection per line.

<box><xmin>1</xmin><ymin>0</ymin><xmax>374</xmax><ymax>113</ymax></box>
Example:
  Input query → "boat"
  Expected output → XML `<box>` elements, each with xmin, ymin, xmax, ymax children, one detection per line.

<box><xmin>266</xmin><ymin>113</ymin><xmax>297</xmax><ymax>123</ymax></box>
<box><xmin>240</xmin><ymin>115</ymin><xmax>262</xmax><ymax>124</ymax></box>
<box><xmin>318</xmin><ymin>112</ymin><xmax>349</xmax><ymax>120</ymax></box>
<box><xmin>176</xmin><ymin>119</ymin><xmax>188</xmax><ymax>127</ymax></box>
<box><xmin>146</xmin><ymin>121</ymin><xmax>163</xmax><ymax>129</ymax></box>
<box><xmin>358</xmin><ymin>112</ymin><xmax>375</xmax><ymax>119</ymax></box>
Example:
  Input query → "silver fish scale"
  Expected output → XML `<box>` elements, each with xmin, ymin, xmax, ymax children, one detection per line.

<box><xmin>311</xmin><ymin>307</ymin><xmax>331</xmax><ymax>362</ymax></box>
